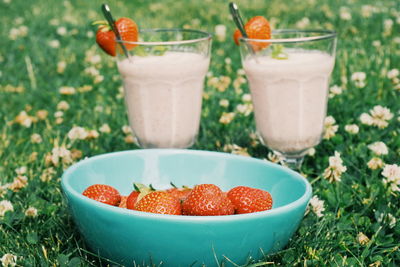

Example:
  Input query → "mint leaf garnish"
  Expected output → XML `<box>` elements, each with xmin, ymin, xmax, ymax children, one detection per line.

<box><xmin>271</xmin><ymin>44</ymin><xmax>288</xmax><ymax>60</ymax></box>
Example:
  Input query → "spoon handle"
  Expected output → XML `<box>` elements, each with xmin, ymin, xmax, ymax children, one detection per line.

<box><xmin>229</xmin><ymin>3</ymin><xmax>248</xmax><ymax>38</ymax></box>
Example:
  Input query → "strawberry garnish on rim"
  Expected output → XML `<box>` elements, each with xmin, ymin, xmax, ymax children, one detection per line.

<box><xmin>94</xmin><ymin>17</ymin><xmax>138</xmax><ymax>57</ymax></box>
<box><xmin>233</xmin><ymin>16</ymin><xmax>271</xmax><ymax>51</ymax></box>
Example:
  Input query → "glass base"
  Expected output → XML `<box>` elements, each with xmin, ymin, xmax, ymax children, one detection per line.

<box><xmin>273</xmin><ymin>150</ymin><xmax>305</xmax><ymax>171</ymax></box>
<box><xmin>280</xmin><ymin>156</ymin><xmax>304</xmax><ymax>171</ymax></box>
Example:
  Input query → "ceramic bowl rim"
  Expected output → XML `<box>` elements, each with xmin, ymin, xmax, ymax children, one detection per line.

<box><xmin>61</xmin><ymin>149</ymin><xmax>312</xmax><ymax>222</ymax></box>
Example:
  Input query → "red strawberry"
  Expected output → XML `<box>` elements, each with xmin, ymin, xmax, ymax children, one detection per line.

<box><xmin>134</xmin><ymin>191</ymin><xmax>182</xmax><ymax>215</ymax></box>
<box><xmin>126</xmin><ymin>191</ymin><xmax>140</xmax><ymax>210</ymax></box>
<box><xmin>119</xmin><ymin>195</ymin><xmax>128</xmax><ymax>208</ymax></box>
<box><xmin>82</xmin><ymin>184</ymin><xmax>121</xmax><ymax>206</ymax></box>
<box><xmin>166</xmin><ymin>187</ymin><xmax>192</xmax><ymax>202</ymax></box>
<box><xmin>227</xmin><ymin>186</ymin><xmax>273</xmax><ymax>214</ymax></box>
<box><xmin>233</xmin><ymin>16</ymin><xmax>271</xmax><ymax>51</ymax></box>
<box><xmin>95</xmin><ymin>17</ymin><xmax>139</xmax><ymax>57</ymax></box>
<box><xmin>181</xmin><ymin>184</ymin><xmax>234</xmax><ymax>216</ymax></box>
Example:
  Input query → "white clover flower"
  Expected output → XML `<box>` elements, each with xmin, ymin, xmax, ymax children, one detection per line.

<box><xmin>57</xmin><ymin>61</ymin><xmax>67</xmax><ymax>73</ymax></box>
<box><xmin>323</xmin><ymin>116</ymin><xmax>339</xmax><ymax>139</ymax></box>
<box><xmin>237</xmin><ymin>68</ymin><xmax>246</xmax><ymax>76</ymax></box>
<box><xmin>31</xmin><ymin>133</ymin><xmax>43</xmax><ymax>144</ymax></box>
<box><xmin>351</xmin><ymin>72</ymin><xmax>366</xmax><ymax>88</ymax></box>
<box><xmin>307</xmin><ymin>147</ymin><xmax>316</xmax><ymax>156</ymax></box>
<box><xmin>99</xmin><ymin>123</ymin><xmax>111</xmax><ymax>133</ymax></box>
<box><xmin>361</xmin><ymin>5</ymin><xmax>374</xmax><ymax>18</ymax></box>
<box><xmin>236</xmin><ymin>103</ymin><xmax>253</xmax><ymax>116</ymax></box>
<box><xmin>57</xmin><ymin>26</ymin><xmax>67</xmax><ymax>36</ymax></box>
<box><xmin>67</xmin><ymin>126</ymin><xmax>88</xmax><ymax>141</ymax></box>
<box><xmin>25</xmin><ymin>207</ymin><xmax>38</xmax><ymax>217</ymax></box>
<box><xmin>215</xmin><ymin>24</ymin><xmax>226</xmax><ymax>42</ymax></box>
<box><xmin>86</xmin><ymin>129</ymin><xmax>99</xmax><ymax>139</ymax></box>
<box><xmin>1</xmin><ymin>253</ymin><xmax>17</xmax><ymax>267</ymax></box>
<box><xmin>384</xmin><ymin>19</ymin><xmax>394</xmax><ymax>30</ymax></box>
<box><xmin>14</xmin><ymin>111</ymin><xmax>34</xmax><ymax>128</ymax></box>
<box><xmin>57</xmin><ymin>100</ymin><xmax>70</xmax><ymax>111</ymax></box>
<box><xmin>54</xmin><ymin>111</ymin><xmax>63</xmax><ymax>118</ymax></box>
<box><xmin>309</xmin><ymin>195</ymin><xmax>325</xmax><ymax>217</ymax></box>
<box><xmin>48</xmin><ymin>39</ymin><xmax>60</xmax><ymax>48</ymax></box>
<box><xmin>15</xmin><ymin>166</ymin><xmax>27</xmax><ymax>175</ymax></box>
<box><xmin>224</xmin><ymin>57</ymin><xmax>232</xmax><ymax>65</ymax></box>
<box><xmin>296</xmin><ymin>17</ymin><xmax>310</xmax><ymax>29</ymax></box>
<box><xmin>219</xmin><ymin>112</ymin><xmax>235</xmax><ymax>124</ymax></box>
<box><xmin>0</xmin><ymin>200</ymin><xmax>14</xmax><ymax>217</ymax></box>
<box><xmin>357</xmin><ymin>232</ymin><xmax>370</xmax><ymax>245</ymax></box>
<box><xmin>50</xmin><ymin>145</ymin><xmax>72</xmax><ymax>166</ymax></box>
<box><xmin>219</xmin><ymin>99</ymin><xmax>229</xmax><ymax>108</ymax></box>
<box><xmin>339</xmin><ymin>7</ymin><xmax>352</xmax><ymax>20</ymax></box>
<box><xmin>370</xmin><ymin>105</ymin><xmax>393</xmax><ymax>128</ymax></box>
<box><xmin>323</xmin><ymin>151</ymin><xmax>347</xmax><ymax>183</ymax></box>
<box><xmin>122</xmin><ymin>125</ymin><xmax>132</xmax><ymax>135</ymax></box>
<box><xmin>241</xmin><ymin>94</ymin><xmax>252</xmax><ymax>102</ymax></box>
<box><xmin>329</xmin><ymin>85</ymin><xmax>343</xmax><ymax>98</ymax></box>
<box><xmin>387</xmin><ymin>69</ymin><xmax>399</xmax><ymax>79</ymax></box>
<box><xmin>344</xmin><ymin>124</ymin><xmax>359</xmax><ymax>134</ymax></box>
<box><xmin>381</xmin><ymin>164</ymin><xmax>400</xmax><ymax>192</ymax></box>
<box><xmin>367</xmin><ymin>157</ymin><xmax>384</xmax><ymax>170</ymax></box>
<box><xmin>59</xmin><ymin>86</ymin><xmax>76</xmax><ymax>95</ymax></box>
<box><xmin>372</xmin><ymin>40</ymin><xmax>381</xmax><ymax>47</ymax></box>
<box><xmin>359</xmin><ymin>113</ymin><xmax>374</xmax><ymax>125</ymax></box>
<box><xmin>368</xmin><ymin>141</ymin><xmax>388</xmax><ymax>156</ymax></box>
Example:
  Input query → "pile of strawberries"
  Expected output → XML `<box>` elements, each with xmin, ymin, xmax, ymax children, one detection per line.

<box><xmin>82</xmin><ymin>183</ymin><xmax>273</xmax><ymax>216</ymax></box>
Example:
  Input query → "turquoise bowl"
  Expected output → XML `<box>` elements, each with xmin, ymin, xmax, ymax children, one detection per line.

<box><xmin>61</xmin><ymin>149</ymin><xmax>312</xmax><ymax>266</ymax></box>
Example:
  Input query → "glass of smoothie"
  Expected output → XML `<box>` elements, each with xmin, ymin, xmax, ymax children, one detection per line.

<box><xmin>116</xmin><ymin>29</ymin><xmax>212</xmax><ymax>148</ymax></box>
<box><xmin>239</xmin><ymin>30</ymin><xmax>337</xmax><ymax>169</ymax></box>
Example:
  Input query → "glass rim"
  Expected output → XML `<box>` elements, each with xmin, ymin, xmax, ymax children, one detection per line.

<box><xmin>239</xmin><ymin>29</ymin><xmax>337</xmax><ymax>44</ymax></box>
<box><xmin>116</xmin><ymin>28</ymin><xmax>212</xmax><ymax>46</ymax></box>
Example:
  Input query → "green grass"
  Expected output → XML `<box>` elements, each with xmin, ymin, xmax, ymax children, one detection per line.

<box><xmin>1</xmin><ymin>0</ymin><xmax>400</xmax><ymax>266</ymax></box>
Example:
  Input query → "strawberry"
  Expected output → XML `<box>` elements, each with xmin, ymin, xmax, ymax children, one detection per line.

<box><xmin>134</xmin><ymin>191</ymin><xmax>182</xmax><ymax>215</ymax></box>
<box><xmin>95</xmin><ymin>17</ymin><xmax>139</xmax><ymax>57</ymax></box>
<box><xmin>82</xmin><ymin>184</ymin><xmax>121</xmax><ymax>206</ymax></box>
<box><xmin>126</xmin><ymin>191</ymin><xmax>140</xmax><ymax>210</ymax></box>
<box><xmin>165</xmin><ymin>187</ymin><xmax>192</xmax><ymax>202</ymax></box>
<box><xmin>181</xmin><ymin>184</ymin><xmax>234</xmax><ymax>216</ymax></box>
<box><xmin>119</xmin><ymin>195</ymin><xmax>128</xmax><ymax>208</ymax></box>
<box><xmin>227</xmin><ymin>186</ymin><xmax>273</xmax><ymax>214</ymax></box>
<box><xmin>233</xmin><ymin>16</ymin><xmax>271</xmax><ymax>51</ymax></box>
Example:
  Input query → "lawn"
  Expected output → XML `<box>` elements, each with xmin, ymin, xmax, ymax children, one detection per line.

<box><xmin>0</xmin><ymin>0</ymin><xmax>399</xmax><ymax>266</ymax></box>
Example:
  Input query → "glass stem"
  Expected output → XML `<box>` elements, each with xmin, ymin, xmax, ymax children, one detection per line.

<box><xmin>281</xmin><ymin>156</ymin><xmax>304</xmax><ymax>171</ymax></box>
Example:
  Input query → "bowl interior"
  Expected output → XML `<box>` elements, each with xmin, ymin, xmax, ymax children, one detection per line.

<box><xmin>63</xmin><ymin>149</ymin><xmax>310</xmax><ymax>210</ymax></box>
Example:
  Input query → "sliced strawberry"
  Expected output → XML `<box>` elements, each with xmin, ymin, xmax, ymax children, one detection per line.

<box><xmin>134</xmin><ymin>191</ymin><xmax>182</xmax><ymax>215</ymax></box>
<box><xmin>181</xmin><ymin>184</ymin><xmax>234</xmax><ymax>216</ymax></box>
<box><xmin>82</xmin><ymin>184</ymin><xmax>121</xmax><ymax>206</ymax></box>
<box><xmin>227</xmin><ymin>186</ymin><xmax>273</xmax><ymax>214</ymax></box>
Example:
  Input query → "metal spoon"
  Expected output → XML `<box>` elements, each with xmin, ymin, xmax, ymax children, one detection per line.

<box><xmin>229</xmin><ymin>2</ymin><xmax>258</xmax><ymax>59</ymax></box>
<box><xmin>101</xmin><ymin>3</ymin><xmax>130</xmax><ymax>60</ymax></box>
